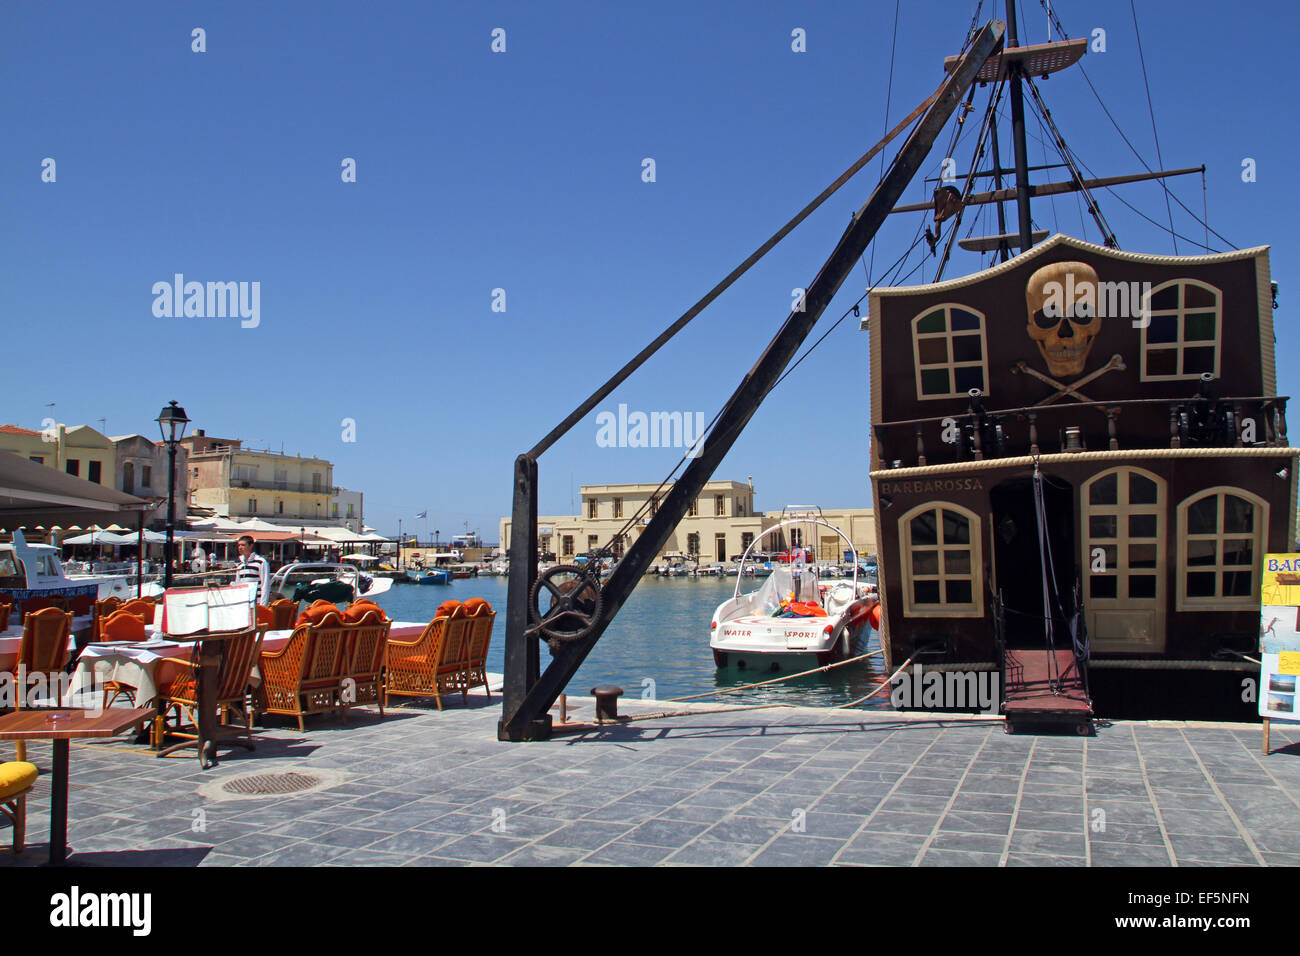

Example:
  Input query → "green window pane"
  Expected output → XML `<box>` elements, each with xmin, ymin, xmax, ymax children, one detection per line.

<box><xmin>917</xmin><ymin>310</ymin><xmax>946</xmax><ymax>334</ymax></box>
<box><xmin>918</xmin><ymin>337</ymin><xmax>949</xmax><ymax>364</ymax></box>
<box><xmin>910</xmin><ymin>511</ymin><xmax>938</xmax><ymax>546</ymax></box>
<box><xmin>1090</xmin><ymin>472</ymin><xmax>1118</xmax><ymax>505</ymax></box>
<box><xmin>1187</xmin><ymin>496</ymin><xmax>1218</xmax><ymax>535</ymax></box>
<box><xmin>1129</xmin><ymin>472</ymin><xmax>1158</xmax><ymax>505</ymax></box>
<box><xmin>1224</xmin><ymin>495</ymin><xmax>1254</xmax><ymax>534</ymax></box>
<box><xmin>945</xmin><ymin>580</ymin><xmax>973</xmax><ymax>604</ymax></box>
<box><xmin>921</xmin><ymin>368</ymin><xmax>950</xmax><ymax>395</ymax></box>
<box><xmin>1184</xmin><ymin>312</ymin><xmax>1216</xmax><ymax>341</ymax></box>
<box><xmin>942</xmin><ymin>511</ymin><xmax>971</xmax><ymax>545</ymax></box>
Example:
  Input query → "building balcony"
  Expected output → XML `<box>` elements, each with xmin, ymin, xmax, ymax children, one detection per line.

<box><xmin>226</xmin><ymin>478</ymin><xmax>340</xmax><ymax>495</ymax></box>
<box><xmin>872</xmin><ymin>394</ymin><xmax>1290</xmax><ymax>470</ymax></box>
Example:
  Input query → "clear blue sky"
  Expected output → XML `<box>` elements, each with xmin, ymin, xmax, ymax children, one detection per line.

<box><xmin>3</xmin><ymin>0</ymin><xmax>1296</xmax><ymax>541</ymax></box>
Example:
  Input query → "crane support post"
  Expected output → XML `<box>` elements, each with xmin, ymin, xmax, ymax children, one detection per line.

<box><xmin>499</xmin><ymin>18</ymin><xmax>1006</xmax><ymax>741</ymax></box>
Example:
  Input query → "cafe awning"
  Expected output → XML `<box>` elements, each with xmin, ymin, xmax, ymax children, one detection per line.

<box><xmin>0</xmin><ymin>452</ymin><xmax>152</xmax><ymax>528</ymax></box>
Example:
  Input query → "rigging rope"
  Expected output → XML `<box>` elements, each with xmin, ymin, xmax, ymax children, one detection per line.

<box><xmin>1129</xmin><ymin>0</ymin><xmax>1177</xmax><ymax>253</ymax></box>
<box><xmin>934</xmin><ymin>77</ymin><xmax>1006</xmax><ymax>281</ymax></box>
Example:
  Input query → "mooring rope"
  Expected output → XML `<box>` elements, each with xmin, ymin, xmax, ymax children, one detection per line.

<box><xmin>664</xmin><ymin>649</ymin><xmax>883</xmax><ymax>703</ymax></box>
<box><xmin>843</xmin><ymin>655</ymin><xmax>914</xmax><ymax>708</ymax></box>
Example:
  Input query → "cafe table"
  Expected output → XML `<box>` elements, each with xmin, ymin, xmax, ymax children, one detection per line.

<box><xmin>0</xmin><ymin>707</ymin><xmax>155</xmax><ymax>865</ymax></box>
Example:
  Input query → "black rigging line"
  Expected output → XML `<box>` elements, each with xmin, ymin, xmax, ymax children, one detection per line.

<box><xmin>1036</xmin><ymin>0</ymin><xmax>1238</xmax><ymax>250</ymax></box>
<box><xmin>867</xmin><ymin>0</ymin><xmax>902</xmax><ymax>283</ymax></box>
<box><xmin>1129</xmin><ymin>0</ymin><xmax>1178</xmax><ymax>253</ymax></box>
<box><xmin>935</xmin><ymin>78</ymin><xmax>1006</xmax><ymax>281</ymax></box>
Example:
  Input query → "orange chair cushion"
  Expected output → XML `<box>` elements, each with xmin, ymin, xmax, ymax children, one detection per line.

<box><xmin>296</xmin><ymin>603</ymin><xmax>343</xmax><ymax>627</ymax></box>
<box><xmin>343</xmin><ymin>602</ymin><xmax>387</xmax><ymax>623</ymax></box>
<box><xmin>435</xmin><ymin>600</ymin><xmax>462</xmax><ymax>619</ymax></box>
<box><xmin>101</xmin><ymin>612</ymin><xmax>147</xmax><ymax>642</ymax></box>
<box><xmin>462</xmin><ymin>597</ymin><xmax>491</xmax><ymax>613</ymax></box>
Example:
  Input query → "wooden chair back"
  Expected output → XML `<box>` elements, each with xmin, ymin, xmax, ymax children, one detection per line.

<box><xmin>19</xmin><ymin>608</ymin><xmax>72</xmax><ymax>672</ymax></box>
<box><xmin>212</xmin><ymin>627</ymin><xmax>265</xmax><ymax>704</ymax></box>
<box><xmin>92</xmin><ymin>597</ymin><xmax>122</xmax><ymax>639</ymax></box>
<box><xmin>69</xmin><ymin>595</ymin><xmax>96</xmax><ymax>617</ymax></box>
<box><xmin>267</xmin><ymin>599</ymin><xmax>297</xmax><ymax>630</ymax></box>
<box><xmin>100</xmin><ymin>610</ymin><xmax>147</xmax><ymax>643</ymax></box>
<box><xmin>256</xmin><ymin>604</ymin><xmax>274</xmax><ymax>627</ymax></box>
<box><xmin>119</xmin><ymin>598</ymin><xmax>155</xmax><ymax>625</ymax></box>
<box><xmin>22</xmin><ymin>595</ymin><xmax>69</xmax><ymax>616</ymax></box>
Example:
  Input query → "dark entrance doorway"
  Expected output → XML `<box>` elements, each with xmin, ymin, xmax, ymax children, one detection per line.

<box><xmin>991</xmin><ymin>476</ymin><xmax>1077</xmax><ymax>648</ymax></box>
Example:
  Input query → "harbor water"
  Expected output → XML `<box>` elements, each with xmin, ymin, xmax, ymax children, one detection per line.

<box><xmin>369</xmin><ymin>575</ymin><xmax>893</xmax><ymax>710</ymax></box>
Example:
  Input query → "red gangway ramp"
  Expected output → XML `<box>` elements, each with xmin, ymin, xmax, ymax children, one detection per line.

<box><xmin>1002</xmin><ymin>647</ymin><xmax>1093</xmax><ymax>735</ymax></box>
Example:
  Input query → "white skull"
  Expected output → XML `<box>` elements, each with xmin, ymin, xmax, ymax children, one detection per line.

<box><xmin>1025</xmin><ymin>260</ymin><xmax>1101</xmax><ymax>378</ymax></box>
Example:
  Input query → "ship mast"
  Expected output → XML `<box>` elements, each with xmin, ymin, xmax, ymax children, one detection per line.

<box><xmin>1005</xmin><ymin>0</ymin><xmax>1034</xmax><ymax>253</ymax></box>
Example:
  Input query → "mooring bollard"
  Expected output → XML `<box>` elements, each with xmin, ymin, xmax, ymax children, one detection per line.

<box><xmin>591</xmin><ymin>685</ymin><xmax>624</xmax><ymax>722</ymax></box>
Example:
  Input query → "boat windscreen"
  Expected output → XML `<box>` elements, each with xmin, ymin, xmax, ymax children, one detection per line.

<box><xmin>752</xmin><ymin>565</ymin><xmax>821</xmax><ymax>613</ymax></box>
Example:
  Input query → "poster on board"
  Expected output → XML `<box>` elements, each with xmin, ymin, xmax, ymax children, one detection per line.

<box><xmin>1260</xmin><ymin>552</ymin><xmax>1300</xmax><ymax>725</ymax></box>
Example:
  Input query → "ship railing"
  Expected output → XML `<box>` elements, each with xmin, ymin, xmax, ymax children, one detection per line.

<box><xmin>872</xmin><ymin>395</ymin><xmax>1289</xmax><ymax>469</ymax></box>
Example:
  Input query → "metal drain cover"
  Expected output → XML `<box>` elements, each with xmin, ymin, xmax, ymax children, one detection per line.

<box><xmin>221</xmin><ymin>771</ymin><xmax>321</xmax><ymax>796</ymax></box>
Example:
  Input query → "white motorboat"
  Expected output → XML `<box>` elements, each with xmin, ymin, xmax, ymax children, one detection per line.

<box><xmin>268</xmin><ymin>561</ymin><xmax>394</xmax><ymax>605</ymax></box>
<box><xmin>710</xmin><ymin>509</ymin><xmax>879</xmax><ymax>669</ymax></box>
<box><xmin>0</xmin><ymin>530</ymin><xmax>135</xmax><ymax>602</ymax></box>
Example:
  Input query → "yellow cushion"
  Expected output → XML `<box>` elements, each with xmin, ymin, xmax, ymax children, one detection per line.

<box><xmin>0</xmin><ymin>761</ymin><xmax>38</xmax><ymax>800</ymax></box>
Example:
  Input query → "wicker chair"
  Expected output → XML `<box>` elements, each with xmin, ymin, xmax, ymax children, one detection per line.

<box><xmin>343</xmin><ymin>610</ymin><xmax>390</xmax><ymax>717</ymax></box>
<box><xmin>69</xmin><ymin>594</ymin><xmax>96</xmax><ymax>618</ymax></box>
<box><xmin>119</xmin><ymin>598</ymin><xmax>156</xmax><ymax>626</ymax></box>
<box><xmin>385</xmin><ymin>608</ymin><xmax>473</xmax><ymax>711</ymax></box>
<box><xmin>256</xmin><ymin>614</ymin><xmax>351</xmax><ymax>731</ymax></box>
<box><xmin>98</xmin><ymin>611</ymin><xmax>149</xmax><ymax>707</ymax></box>
<box><xmin>92</xmin><ymin>597</ymin><xmax>123</xmax><ymax>641</ymax></box>
<box><xmin>267</xmin><ymin>599</ymin><xmax>297</xmax><ymax>630</ymax></box>
<box><xmin>9</xmin><ymin>609</ymin><xmax>72</xmax><ymax>762</ymax></box>
<box><xmin>153</xmin><ymin>627</ymin><xmax>265</xmax><ymax>756</ymax></box>
<box><xmin>462</xmin><ymin>605</ymin><xmax>497</xmax><ymax>699</ymax></box>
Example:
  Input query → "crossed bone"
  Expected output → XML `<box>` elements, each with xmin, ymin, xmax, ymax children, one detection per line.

<box><xmin>1013</xmin><ymin>354</ymin><xmax>1126</xmax><ymax>406</ymax></box>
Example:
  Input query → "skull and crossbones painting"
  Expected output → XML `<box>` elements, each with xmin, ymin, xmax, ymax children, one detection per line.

<box><xmin>1018</xmin><ymin>260</ymin><xmax>1124</xmax><ymax>405</ymax></box>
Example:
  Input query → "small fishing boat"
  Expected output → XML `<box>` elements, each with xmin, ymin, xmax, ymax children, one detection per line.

<box><xmin>416</xmin><ymin>569</ymin><xmax>452</xmax><ymax>585</ymax></box>
<box><xmin>710</xmin><ymin>509</ymin><xmax>879</xmax><ymax>669</ymax></box>
<box><xmin>0</xmin><ymin>530</ymin><xmax>137</xmax><ymax>603</ymax></box>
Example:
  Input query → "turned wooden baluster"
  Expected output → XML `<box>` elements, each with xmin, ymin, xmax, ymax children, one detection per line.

<box><xmin>915</xmin><ymin>424</ymin><xmax>927</xmax><ymax>467</ymax></box>
<box><xmin>1279</xmin><ymin>399</ymin><xmax>1289</xmax><ymax>446</ymax></box>
<box><xmin>970</xmin><ymin>416</ymin><xmax>984</xmax><ymax>460</ymax></box>
<box><xmin>1027</xmin><ymin>413</ymin><xmax>1040</xmax><ymax>458</ymax></box>
<box><xmin>1169</xmin><ymin>404</ymin><xmax>1182</xmax><ymax>449</ymax></box>
<box><xmin>1105</xmin><ymin>407</ymin><xmax>1119</xmax><ymax>451</ymax></box>
<box><xmin>1234</xmin><ymin>404</ymin><xmax>1244</xmax><ymax>447</ymax></box>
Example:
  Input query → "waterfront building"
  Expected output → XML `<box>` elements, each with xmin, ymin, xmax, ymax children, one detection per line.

<box><xmin>110</xmin><ymin>433</ymin><xmax>189</xmax><ymax>527</ymax></box>
<box><xmin>501</xmin><ymin>480</ymin><xmax>875</xmax><ymax>563</ymax></box>
<box><xmin>182</xmin><ymin>428</ymin><xmax>339</xmax><ymax>527</ymax></box>
<box><xmin>0</xmin><ymin>423</ymin><xmax>116</xmax><ymax>486</ymax></box>
<box><xmin>332</xmin><ymin>488</ymin><xmax>364</xmax><ymax>533</ymax></box>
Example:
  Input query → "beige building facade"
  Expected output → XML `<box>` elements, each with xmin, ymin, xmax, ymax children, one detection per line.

<box><xmin>0</xmin><ymin>423</ymin><xmax>117</xmax><ymax>486</ymax></box>
<box><xmin>501</xmin><ymin>480</ymin><xmax>876</xmax><ymax>564</ymax></box>
<box><xmin>183</xmin><ymin>429</ymin><xmax>338</xmax><ymax>525</ymax></box>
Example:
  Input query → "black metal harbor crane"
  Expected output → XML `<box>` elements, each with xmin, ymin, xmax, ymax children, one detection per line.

<box><xmin>499</xmin><ymin>18</ymin><xmax>1007</xmax><ymax>741</ymax></box>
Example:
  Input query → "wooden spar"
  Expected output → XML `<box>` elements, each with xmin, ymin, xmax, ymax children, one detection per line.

<box><xmin>498</xmin><ymin>19</ymin><xmax>1009</xmax><ymax>741</ymax></box>
<box><xmin>890</xmin><ymin>166</ymin><xmax>1205</xmax><ymax>215</ymax></box>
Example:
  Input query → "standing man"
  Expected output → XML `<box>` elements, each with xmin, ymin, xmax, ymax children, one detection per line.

<box><xmin>234</xmin><ymin>534</ymin><xmax>270</xmax><ymax>606</ymax></box>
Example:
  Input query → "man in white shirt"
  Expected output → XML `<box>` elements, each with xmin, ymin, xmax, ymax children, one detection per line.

<box><xmin>234</xmin><ymin>535</ymin><xmax>270</xmax><ymax>605</ymax></box>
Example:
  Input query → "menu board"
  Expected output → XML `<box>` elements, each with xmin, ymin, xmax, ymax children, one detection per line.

<box><xmin>161</xmin><ymin>583</ymin><xmax>257</xmax><ymax>636</ymax></box>
<box><xmin>1260</xmin><ymin>555</ymin><xmax>1300</xmax><ymax>724</ymax></box>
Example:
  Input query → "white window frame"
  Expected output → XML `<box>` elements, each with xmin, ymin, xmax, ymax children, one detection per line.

<box><xmin>898</xmin><ymin>502</ymin><xmax>983</xmax><ymax>617</ymax></box>
<box><xmin>1176</xmin><ymin>485</ymin><xmax>1267</xmax><ymax>610</ymax></box>
<box><xmin>1139</xmin><ymin>278</ymin><xmax>1222</xmax><ymax>382</ymax></box>
<box><xmin>912</xmin><ymin>303</ymin><xmax>989</xmax><ymax>401</ymax></box>
<box><xmin>1081</xmin><ymin>466</ymin><xmax>1165</xmax><ymax>607</ymax></box>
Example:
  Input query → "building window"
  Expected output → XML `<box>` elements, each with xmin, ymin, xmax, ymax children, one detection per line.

<box><xmin>1141</xmin><ymin>279</ymin><xmax>1222</xmax><ymax>381</ymax></box>
<box><xmin>715</xmin><ymin>495</ymin><xmax>725</xmax><ymax>516</ymax></box>
<box><xmin>1177</xmin><ymin>487</ymin><xmax>1266</xmax><ymax>609</ymax></box>
<box><xmin>741</xmin><ymin>532</ymin><xmax>754</xmax><ymax>553</ymax></box>
<box><xmin>688</xmin><ymin>499</ymin><xmax>698</xmax><ymax>518</ymax></box>
<box><xmin>648</xmin><ymin>497</ymin><xmax>657</xmax><ymax>517</ymax></box>
<box><xmin>280</xmin><ymin>501</ymin><xmax>286</xmax><ymax>514</ymax></box>
<box><xmin>142</xmin><ymin>465</ymin><xmax>152</xmax><ymax>487</ymax></box>
<box><xmin>612</xmin><ymin>535</ymin><xmax>625</xmax><ymax>558</ymax></box>
<box><xmin>28</xmin><ymin>456</ymin><xmax>43</xmax><ymax>465</ymax></box>
<box><xmin>790</xmin><ymin>529</ymin><xmax>802</xmax><ymax>549</ymax></box>
<box><xmin>715</xmin><ymin>533</ymin><xmax>727</xmax><ymax>562</ymax></box>
<box><xmin>912</xmin><ymin>304</ymin><xmax>988</xmax><ymax>400</ymax></box>
<box><xmin>899</xmin><ymin>503</ymin><xmax>982</xmax><ymax>616</ymax></box>
<box><xmin>1083</xmin><ymin>468</ymin><xmax>1164</xmax><ymax>603</ymax></box>
<box><xmin>587</xmin><ymin>498</ymin><xmax>597</xmax><ymax>519</ymax></box>
<box><xmin>613</xmin><ymin>497</ymin><xmax>623</xmax><ymax>519</ymax></box>
<box><xmin>65</xmin><ymin>459</ymin><xmax>80</xmax><ymax>477</ymax></box>
<box><xmin>347</xmin><ymin>503</ymin><xmax>354</xmax><ymax>517</ymax></box>
<box><xmin>562</xmin><ymin>535</ymin><xmax>575</xmax><ymax>557</ymax></box>
<box><xmin>588</xmin><ymin>534</ymin><xmax>599</xmax><ymax>551</ymax></box>
<box><xmin>736</xmin><ymin>499</ymin><xmax>745</xmax><ymax>516</ymax></box>
<box><xmin>687</xmin><ymin>533</ymin><xmax>700</xmax><ymax>556</ymax></box>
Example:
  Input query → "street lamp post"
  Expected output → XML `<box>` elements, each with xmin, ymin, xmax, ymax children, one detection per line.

<box><xmin>155</xmin><ymin>400</ymin><xmax>191</xmax><ymax>591</ymax></box>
